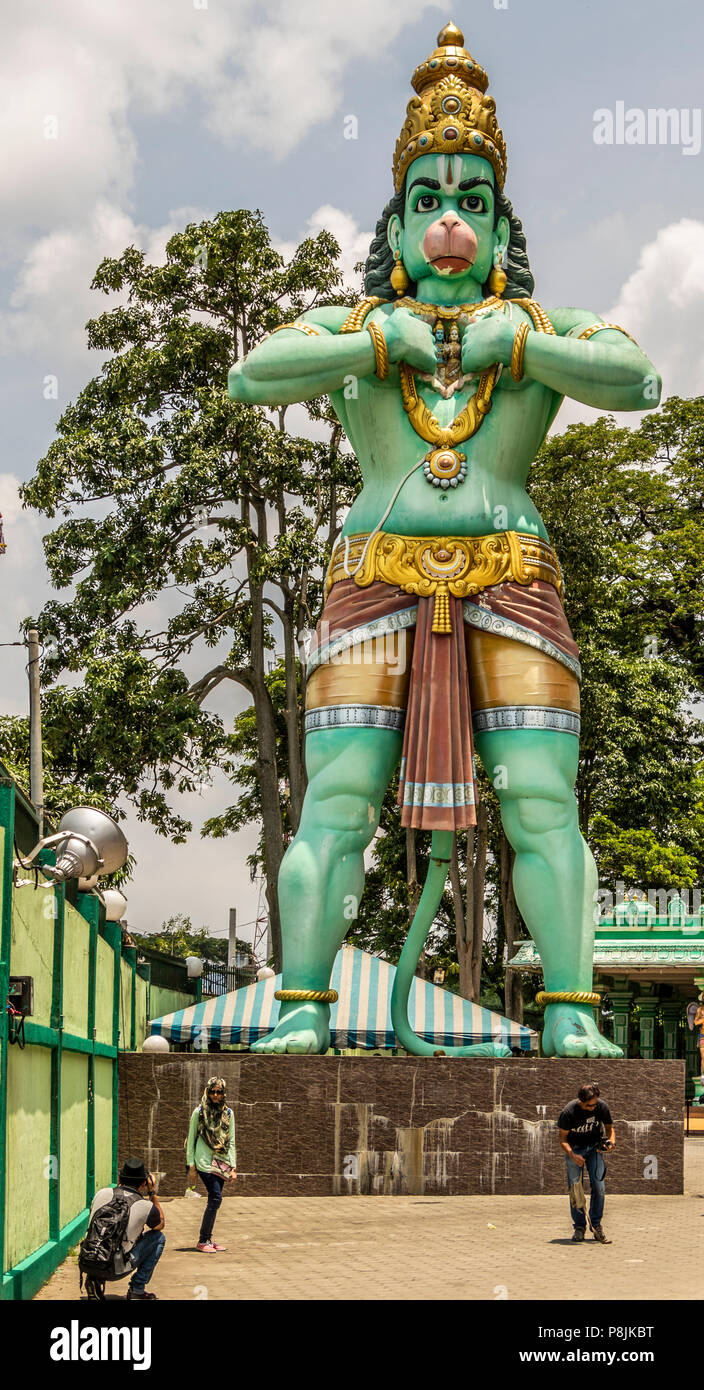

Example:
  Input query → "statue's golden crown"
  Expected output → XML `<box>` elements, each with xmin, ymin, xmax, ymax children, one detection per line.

<box><xmin>393</xmin><ymin>21</ymin><xmax>507</xmax><ymax>192</ymax></box>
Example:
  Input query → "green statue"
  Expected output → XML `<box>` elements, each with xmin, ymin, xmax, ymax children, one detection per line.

<box><xmin>229</xmin><ymin>23</ymin><xmax>661</xmax><ymax>1057</ymax></box>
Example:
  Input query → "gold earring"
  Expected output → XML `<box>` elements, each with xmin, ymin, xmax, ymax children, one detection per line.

<box><xmin>489</xmin><ymin>252</ymin><xmax>507</xmax><ymax>296</ymax></box>
<box><xmin>390</xmin><ymin>249</ymin><xmax>409</xmax><ymax>296</ymax></box>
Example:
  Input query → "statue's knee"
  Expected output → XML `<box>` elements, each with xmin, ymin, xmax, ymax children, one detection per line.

<box><xmin>302</xmin><ymin>782</ymin><xmax>380</xmax><ymax>848</ymax></box>
<box><xmin>502</xmin><ymin>788</ymin><xmax>576</xmax><ymax>844</ymax></box>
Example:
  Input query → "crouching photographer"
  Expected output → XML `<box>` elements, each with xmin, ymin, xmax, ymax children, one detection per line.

<box><xmin>79</xmin><ymin>1156</ymin><xmax>166</xmax><ymax>1300</ymax></box>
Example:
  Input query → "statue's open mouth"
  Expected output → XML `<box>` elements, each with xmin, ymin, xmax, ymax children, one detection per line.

<box><xmin>430</xmin><ymin>255</ymin><xmax>471</xmax><ymax>273</ymax></box>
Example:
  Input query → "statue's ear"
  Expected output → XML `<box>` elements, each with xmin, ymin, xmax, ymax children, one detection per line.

<box><xmin>387</xmin><ymin>213</ymin><xmax>403</xmax><ymax>258</ymax></box>
<box><xmin>494</xmin><ymin>214</ymin><xmax>510</xmax><ymax>262</ymax></box>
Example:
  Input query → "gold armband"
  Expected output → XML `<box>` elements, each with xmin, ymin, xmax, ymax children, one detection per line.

<box><xmin>338</xmin><ymin>295</ymin><xmax>388</xmax><ymax>334</ymax></box>
<box><xmin>536</xmin><ymin>990</ymin><xmax>602</xmax><ymax>1007</ymax></box>
<box><xmin>366</xmin><ymin>320</ymin><xmax>390</xmax><ymax>380</ymax></box>
<box><xmin>576</xmin><ymin>322</ymin><xmax>637</xmax><ymax>344</ymax></box>
<box><xmin>267</xmin><ymin>321</ymin><xmax>321</xmax><ymax>338</ymax></box>
<box><xmin>274</xmin><ymin>989</ymin><xmax>338</xmax><ymax>1003</ymax></box>
<box><xmin>510</xmin><ymin>321</ymin><xmax>531</xmax><ymax>382</ymax></box>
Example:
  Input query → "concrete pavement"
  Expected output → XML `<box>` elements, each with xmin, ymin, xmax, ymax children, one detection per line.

<box><xmin>34</xmin><ymin>1140</ymin><xmax>704</xmax><ymax>1302</ymax></box>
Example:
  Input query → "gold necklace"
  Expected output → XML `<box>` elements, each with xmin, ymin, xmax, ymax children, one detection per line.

<box><xmin>394</xmin><ymin>294</ymin><xmax>505</xmax><ymax>320</ymax></box>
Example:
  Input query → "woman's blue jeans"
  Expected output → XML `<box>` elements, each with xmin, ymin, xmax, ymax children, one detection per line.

<box><xmin>566</xmin><ymin>1146</ymin><xmax>606</xmax><ymax>1229</ymax></box>
<box><xmin>198</xmin><ymin>1172</ymin><xmax>225</xmax><ymax>1243</ymax></box>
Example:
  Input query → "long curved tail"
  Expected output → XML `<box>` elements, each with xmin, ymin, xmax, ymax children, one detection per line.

<box><xmin>390</xmin><ymin>829</ymin><xmax>512</xmax><ymax>1058</ymax></box>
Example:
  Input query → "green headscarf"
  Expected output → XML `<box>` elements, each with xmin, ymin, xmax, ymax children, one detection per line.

<box><xmin>197</xmin><ymin>1076</ymin><xmax>231</xmax><ymax>1154</ymax></box>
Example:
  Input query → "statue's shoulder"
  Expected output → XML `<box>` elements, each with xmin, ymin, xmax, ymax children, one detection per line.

<box><xmin>295</xmin><ymin>306</ymin><xmax>358</xmax><ymax>335</ymax></box>
<box><xmin>299</xmin><ymin>294</ymin><xmax>392</xmax><ymax>334</ymax></box>
<box><xmin>542</xmin><ymin>306</ymin><xmax>636</xmax><ymax>341</ymax></box>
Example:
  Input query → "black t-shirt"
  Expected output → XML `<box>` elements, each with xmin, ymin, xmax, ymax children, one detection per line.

<box><xmin>557</xmin><ymin>1099</ymin><xmax>613</xmax><ymax>1149</ymax></box>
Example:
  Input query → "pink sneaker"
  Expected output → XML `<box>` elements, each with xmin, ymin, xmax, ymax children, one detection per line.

<box><xmin>210</xmin><ymin>1243</ymin><xmax>227</xmax><ymax>1251</ymax></box>
<box><xmin>196</xmin><ymin>1241</ymin><xmax>217</xmax><ymax>1253</ymax></box>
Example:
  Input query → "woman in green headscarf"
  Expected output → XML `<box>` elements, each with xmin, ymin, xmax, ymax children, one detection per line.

<box><xmin>186</xmin><ymin>1076</ymin><xmax>236</xmax><ymax>1252</ymax></box>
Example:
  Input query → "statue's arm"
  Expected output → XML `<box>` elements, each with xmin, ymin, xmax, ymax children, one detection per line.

<box><xmin>523</xmin><ymin>307</ymin><xmax>662</xmax><ymax>412</ymax></box>
<box><xmin>228</xmin><ymin>307</ymin><xmax>378</xmax><ymax>406</ymax></box>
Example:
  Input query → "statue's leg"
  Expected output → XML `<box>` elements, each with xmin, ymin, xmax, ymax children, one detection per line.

<box><xmin>251</xmin><ymin>724</ymin><xmax>403</xmax><ymax>1053</ymax></box>
<box><xmin>475</xmin><ymin>725</ymin><xmax>622</xmax><ymax>1058</ymax></box>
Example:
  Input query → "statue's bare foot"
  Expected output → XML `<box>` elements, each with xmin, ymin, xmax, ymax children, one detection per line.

<box><xmin>542</xmin><ymin>1003</ymin><xmax>623</xmax><ymax>1058</ymax></box>
<box><xmin>251</xmin><ymin>1001</ymin><xmax>330</xmax><ymax>1055</ymax></box>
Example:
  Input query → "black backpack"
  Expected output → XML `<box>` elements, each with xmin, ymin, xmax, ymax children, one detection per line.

<box><xmin>79</xmin><ymin>1188</ymin><xmax>142</xmax><ymax>1289</ymax></box>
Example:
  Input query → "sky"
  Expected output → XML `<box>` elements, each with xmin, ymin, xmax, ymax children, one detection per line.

<box><xmin>1</xmin><ymin>0</ymin><xmax>703</xmax><ymax>949</ymax></box>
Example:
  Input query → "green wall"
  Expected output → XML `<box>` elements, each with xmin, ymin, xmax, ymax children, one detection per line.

<box><xmin>150</xmin><ymin>983</ymin><xmax>195</xmax><ymax>1019</ymax></box>
<box><xmin>0</xmin><ymin>770</ymin><xmax>149</xmax><ymax>1300</ymax></box>
<box><xmin>10</xmin><ymin>886</ymin><xmax>55</xmax><ymax>1027</ymax></box>
<box><xmin>4</xmin><ymin>1045</ymin><xmax>52</xmax><ymax>1270</ymax></box>
<box><xmin>59</xmin><ymin>1052</ymin><xmax>89</xmax><ymax>1230</ymax></box>
<box><xmin>93</xmin><ymin>1057</ymin><xmax>114</xmax><ymax>1190</ymax></box>
<box><xmin>95</xmin><ymin>935</ymin><xmax>115</xmax><ymax>1045</ymax></box>
<box><xmin>62</xmin><ymin>907</ymin><xmax>90</xmax><ymax>1038</ymax></box>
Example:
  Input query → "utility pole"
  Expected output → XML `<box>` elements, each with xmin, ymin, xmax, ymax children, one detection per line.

<box><xmin>227</xmin><ymin>908</ymin><xmax>237</xmax><ymax>971</ymax></box>
<box><xmin>27</xmin><ymin>629</ymin><xmax>44</xmax><ymax>838</ymax></box>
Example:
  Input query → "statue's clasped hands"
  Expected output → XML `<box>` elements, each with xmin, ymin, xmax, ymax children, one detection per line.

<box><xmin>380</xmin><ymin>308</ymin><xmax>437</xmax><ymax>374</ymax></box>
<box><xmin>461</xmin><ymin>309</ymin><xmax>517</xmax><ymax>374</ymax></box>
<box><xmin>380</xmin><ymin>306</ymin><xmax>519</xmax><ymax>377</ymax></box>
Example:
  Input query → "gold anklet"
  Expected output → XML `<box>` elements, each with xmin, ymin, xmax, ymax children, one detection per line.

<box><xmin>274</xmin><ymin>989</ymin><xmax>339</xmax><ymax>1003</ymax></box>
<box><xmin>536</xmin><ymin>990</ymin><xmax>602</xmax><ymax>1007</ymax></box>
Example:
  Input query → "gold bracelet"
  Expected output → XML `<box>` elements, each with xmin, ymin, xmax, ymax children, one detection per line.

<box><xmin>576</xmin><ymin>321</ymin><xmax>637</xmax><ymax>344</ymax></box>
<box><xmin>536</xmin><ymin>990</ymin><xmax>602</xmax><ymax>1007</ymax></box>
<box><xmin>274</xmin><ymin>988</ymin><xmax>339</xmax><ymax>1004</ymax></box>
<box><xmin>366</xmin><ymin>321</ymin><xmax>390</xmax><ymax>380</ymax></box>
<box><xmin>510</xmin><ymin>321</ymin><xmax>531</xmax><ymax>381</ymax></box>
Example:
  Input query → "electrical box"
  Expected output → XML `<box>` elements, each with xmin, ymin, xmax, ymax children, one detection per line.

<box><xmin>8</xmin><ymin>977</ymin><xmax>33</xmax><ymax>1017</ymax></box>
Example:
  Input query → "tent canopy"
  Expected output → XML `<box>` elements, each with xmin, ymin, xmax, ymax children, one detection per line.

<box><xmin>150</xmin><ymin>945</ymin><xmax>538</xmax><ymax>1052</ymax></box>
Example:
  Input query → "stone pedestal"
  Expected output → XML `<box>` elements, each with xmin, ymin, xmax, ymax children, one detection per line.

<box><xmin>119</xmin><ymin>1055</ymin><xmax>684</xmax><ymax>1197</ymax></box>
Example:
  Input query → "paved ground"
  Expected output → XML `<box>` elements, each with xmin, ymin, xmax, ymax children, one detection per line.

<box><xmin>35</xmin><ymin>1141</ymin><xmax>704</xmax><ymax>1302</ymax></box>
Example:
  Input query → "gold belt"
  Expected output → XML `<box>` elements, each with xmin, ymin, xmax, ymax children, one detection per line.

<box><xmin>326</xmin><ymin>530</ymin><xmax>562</xmax><ymax>634</ymax></box>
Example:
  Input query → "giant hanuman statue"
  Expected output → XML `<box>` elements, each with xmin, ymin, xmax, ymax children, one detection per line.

<box><xmin>229</xmin><ymin>24</ymin><xmax>661</xmax><ymax>1057</ymax></box>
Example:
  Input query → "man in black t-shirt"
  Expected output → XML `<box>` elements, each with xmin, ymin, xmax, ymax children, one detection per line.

<box><xmin>557</xmin><ymin>1083</ymin><xmax>615</xmax><ymax>1244</ymax></box>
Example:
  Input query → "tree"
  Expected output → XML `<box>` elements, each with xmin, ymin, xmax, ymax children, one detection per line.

<box><xmin>21</xmin><ymin>211</ymin><xmax>356</xmax><ymax>969</ymax></box>
<box><xmin>130</xmin><ymin>913</ymin><xmax>252</xmax><ymax>970</ymax></box>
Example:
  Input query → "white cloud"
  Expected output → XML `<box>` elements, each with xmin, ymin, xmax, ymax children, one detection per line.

<box><xmin>0</xmin><ymin>473</ymin><xmax>49</xmax><ymax>712</ymax></box>
<box><xmin>276</xmin><ymin>204</ymin><xmax>371</xmax><ymax>292</ymax></box>
<box><xmin>553</xmin><ymin>217</ymin><xmax>704</xmax><ymax>431</ymax></box>
<box><xmin>1</xmin><ymin>0</ymin><xmax>439</xmax><ymax>249</ymax></box>
<box><xmin>0</xmin><ymin>201</ymin><xmax>209</xmax><ymax>369</ymax></box>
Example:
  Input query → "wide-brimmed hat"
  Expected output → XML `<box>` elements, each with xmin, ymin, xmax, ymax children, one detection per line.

<box><xmin>119</xmin><ymin>1157</ymin><xmax>149</xmax><ymax>1184</ymax></box>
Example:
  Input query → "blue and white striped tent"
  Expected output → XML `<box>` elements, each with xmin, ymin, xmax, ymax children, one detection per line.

<box><xmin>149</xmin><ymin>945</ymin><xmax>538</xmax><ymax>1052</ymax></box>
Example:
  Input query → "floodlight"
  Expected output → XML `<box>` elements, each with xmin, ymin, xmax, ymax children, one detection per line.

<box><xmin>101</xmin><ymin>889</ymin><xmax>128</xmax><ymax>922</ymax></box>
<box><xmin>24</xmin><ymin>806</ymin><xmax>128</xmax><ymax>885</ymax></box>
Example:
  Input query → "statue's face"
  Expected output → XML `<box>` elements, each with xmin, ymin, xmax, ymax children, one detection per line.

<box><xmin>387</xmin><ymin>152</ymin><xmax>509</xmax><ymax>294</ymax></box>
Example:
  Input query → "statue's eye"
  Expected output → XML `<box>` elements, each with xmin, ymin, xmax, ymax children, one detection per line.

<box><xmin>416</xmin><ymin>194</ymin><xmax>440</xmax><ymax>212</ymax></box>
<box><xmin>460</xmin><ymin>195</ymin><xmax>487</xmax><ymax>213</ymax></box>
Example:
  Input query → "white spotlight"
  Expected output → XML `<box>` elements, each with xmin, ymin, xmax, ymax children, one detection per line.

<box><xmin>24</xmin><ymin>807</ymin><xmax>129</xmax><ymax>885</ymax></box>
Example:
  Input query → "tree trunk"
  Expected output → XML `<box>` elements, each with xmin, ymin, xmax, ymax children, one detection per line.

<box><xmin>500</xmin><ymin>831</ymin><xmax>523</xmax><ymax>1024</ymax></box>
<box><xmin>470</xmin><ymin>801</ymin><xmax>488</xmax><ymax>1001</ymax></box>
<box><xmin>281</xmin><ymin>590</ymin><xmax>306</xmax><ymax>832</ymax></box>
<box><xmin>406</xmin><ymin>828</ymin><xmax>425</xmax><ymax>976</ymax></box>
<box><xmin>245</xmin><ymin>489</ymin><xmax>286</xmax><ymax>971</ymax></box>
<box><xmin>449</xmin><ymin>838</ymin><xmax>467</xmax><ymax>992</ymax></box>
